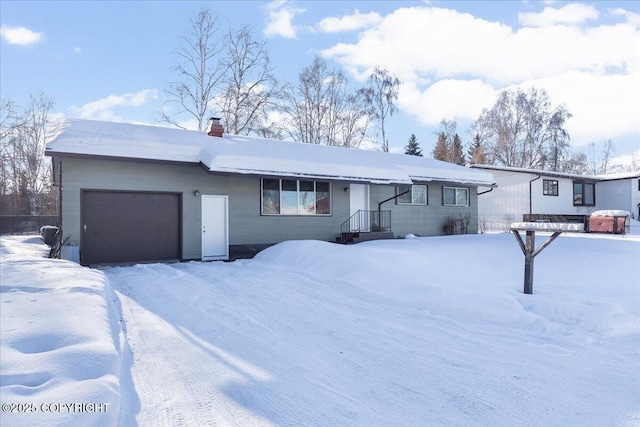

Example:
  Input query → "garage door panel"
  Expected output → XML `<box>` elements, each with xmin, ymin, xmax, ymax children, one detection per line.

<box><xmin>81</xmin><ymin>191</ymin><xmax>181</xmax><ymax>265</ymax></box>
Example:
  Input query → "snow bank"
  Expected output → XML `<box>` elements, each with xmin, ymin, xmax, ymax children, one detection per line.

<box><xmin>254</xmin><ymin>234</ymin><xmax>640</xmax><ymax>338</ymax></box>
<box><xmin>0</xmin><ymin>236</ymin><xmax>122</xmax><ymax>426</ymax></box>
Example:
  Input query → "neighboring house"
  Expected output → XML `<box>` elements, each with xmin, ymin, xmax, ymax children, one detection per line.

<box><xmin>594</xmin><ymin>170</ymin><xmax>640</xmax><ymax>220</ymax></box>
<box><xmin>45</xmin><ymin>119</ymin><xmax>496</xmax><ymax>265</ymax></box>
<box><xmin>470</xmin><ymin>164</ymin><xmax>640</xmax><ymax>232</ymax></box>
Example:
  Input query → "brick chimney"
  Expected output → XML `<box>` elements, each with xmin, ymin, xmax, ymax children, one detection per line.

<box><xmin>207</xmin><ymin>117</ymin><xmax>224</xmax><ymax>137</ymax></box>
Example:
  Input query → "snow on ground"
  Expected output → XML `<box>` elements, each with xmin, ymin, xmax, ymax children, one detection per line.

<box><xmin>0</xmin><ymin>236</ymin><xmax>122</xmax><ymax>426</ymax></box>
<box><xmin>2</xmin><ymin>232</ymin><xmax>639</xmax><ymax>426</ymax></box>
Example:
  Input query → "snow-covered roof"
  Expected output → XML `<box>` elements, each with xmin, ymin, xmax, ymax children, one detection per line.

<box><xmin>472</xmin><ymin>164</ymin><xmax>639</xmax><ymax>182</ymax></box>
<box><xmin>594</xmin><ymin>170</ymin><xmax>640</xmax><ymax>180</ymax></box>
<box><xmin>45</xmin><ymin>119</ymin><xmax>496</xmax><ymax>186</ymax></box>
<box><xmin>471</xmin><ymin>164</ymin><xmax>596</xmax><ymax>180</ymax></box>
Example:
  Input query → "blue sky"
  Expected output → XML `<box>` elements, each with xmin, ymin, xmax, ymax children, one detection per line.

<box><xmin>1</xmin><ymin>0</ymin><xmax>638</xmax><ymax>163</ymax></box>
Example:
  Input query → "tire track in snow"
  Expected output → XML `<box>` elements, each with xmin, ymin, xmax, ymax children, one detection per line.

<box><xmin>108</xmin><ymin>264</ymin><xmax>277</xmax><ymax>426</ymax></box>
<box><xmin>107</xmin><ymin>262</ymin><xmax>388</xmax><ymax>426</ymax></box>
<box><xmin>104</xmin><ymin>258</ymin><xmax>636</xmax><ymax>426</ymax></box>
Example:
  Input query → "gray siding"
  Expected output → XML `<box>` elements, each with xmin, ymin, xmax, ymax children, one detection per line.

<box><xmin>59</xmin><ymin>157</ymin><xmax>350</xmax><ymax>260</ymax></box>
<box><xmin>596</xmin><ymin>179</ymin><xmax>633</xmax><ymax>214</ymax></box>
<box><xmin>370</xmin><ymin>182</ymin><xmax>479</xmax><ymax>236</ymax></box>
<box><xmin>59</xmin><ymin>157</ymin><xmax>480</xmax><ymax>261</ymax></box>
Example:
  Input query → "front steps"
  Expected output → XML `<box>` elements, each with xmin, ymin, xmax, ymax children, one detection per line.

<box><xmin>335</xmin><ymin>231</ymin><xmax>394</xmax><ymax>244</ymax></box>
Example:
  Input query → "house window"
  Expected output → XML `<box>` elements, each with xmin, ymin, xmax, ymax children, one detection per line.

<box><xmin>543</xmin><ymin>179</ymin><xmax>558</xmax><ymax>196</ymax></box>
<box><xmin>261</xmin><ymin>179</ymin><xmax>331</xmax><ymax>215</ymax></box>
<box><xmin>573</xmin><ymin>182</ymin><xmax>595</xmax><ymax>206</ymax></box>
<box><xmin>397</xmin><ymin>185</ymin><xmax>427</xmax><ymax>205</ymax></box>
<box><xmin>443</xmin><ymin>186</ymin><xmax>469</xmax><ymax>206</ymax></box>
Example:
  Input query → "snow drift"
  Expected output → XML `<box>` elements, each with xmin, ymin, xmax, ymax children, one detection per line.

<box><xmin>0</xmin><ymin>236</ymin><xmax>123</xmax><ymax>426</ymax></box>
<box><xmin>2</xmin><ymin>232</ymin><xmax>639</xmax><ymax>426</ymax></box>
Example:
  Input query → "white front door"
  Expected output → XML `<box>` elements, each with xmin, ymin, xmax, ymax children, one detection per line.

<box><xmin>349</xmin><ymin>184</ymin><xmax>370</xmax><ymax>231</ymax></box>
<box><xmin>201</xmin><ymin>195</ymin><xmax>229</xmax><ymax>261</ymax></box>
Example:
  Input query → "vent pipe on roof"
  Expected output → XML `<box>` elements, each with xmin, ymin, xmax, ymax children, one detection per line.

<box><xmin>207</xmin><ymin>117</ymin><xmax>224</xmax><ymax>137</ymax></box>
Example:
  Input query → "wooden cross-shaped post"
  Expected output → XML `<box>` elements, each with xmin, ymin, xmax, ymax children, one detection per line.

<box><xmin>511</xmin><ymin>229</ymin><xmax>562</xmax><ymax>294</ymax></box>
<box><xmin>511</xmin><ymin>222</ymin><xmax>584</xmax><ymax>294</ymax></box>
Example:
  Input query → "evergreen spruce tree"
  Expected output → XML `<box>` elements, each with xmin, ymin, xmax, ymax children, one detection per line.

<box><xmin>404</xmin><ymin>134</ymin><xmax>423</xmax><ymax>156</ymax></box>
<box><xmin>468</xmin><ymin>134</ymin><xmax>487</xmax><ymax>165</ymax></box>
<box><xmin>451</xmin><ymin>133</ymin><xmax>466</xmax><ymax>165</ymax></box>
<box><xmin>432</xmin><ymin>132</ymin><xmax>448</xmax><ymax>161</ymax></box>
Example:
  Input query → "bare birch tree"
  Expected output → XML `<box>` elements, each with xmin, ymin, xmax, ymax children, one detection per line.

<box><xmin>339</xmin><ymin>91</ymin><xmax>372</xmax><ymax>149</ymax></box>
<box><xmin>280</xmin><ymin>57</ymin><xmax>331</xmax><ymax>145</ymax></box>
<box><xmin>473</xmin><ymin>87</ymin><xmax>571</xmax><ymax>170</ymax></box>
<box><xmin>558</xmin><ymin>150</ymin><xmax>588</xmax><ymax>174</ymax></box>
<box><xmin>280</xmin><ymin>56</ymin><xmax>371</xmax><ymax>147</ymax></box>
<box><xmin>0</xmin><ymin>98</ymin><xmax>19</xmax><ymax>202</ymax></box>
<box><xmin>360</xmin><ymin>67</ymin><xmax>401</xmax><ymax>152</ymax></box>
<box><xmin>587</xmin><ymin>139</ymin><xmax>622</xmax><ymax>174</ymax></box>
<box><xmin>1</xmin><ymin>94</ymin><xmax>56</xmax><ymax>215</ymax></box>
<box><xmin>160</xmin><ymin>8</ymin><xmax>225</xmax><ymax>131</ymax></box>
<box><xmin>217</xmin><ymin>25</ymin><xmax>282</xmax><ymax>136</ymax></box>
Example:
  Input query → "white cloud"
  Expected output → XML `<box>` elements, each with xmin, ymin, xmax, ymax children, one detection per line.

<box><xmin>317</xmin><ymin>10</ymin><xmax>382</xmax><ymax>33</ymax></box>
<box><xmin>609</xmin><ymin>8</ymin><xmax>640</xmax><ymax>28</ymax></box>
<box><xmin>323</xmin><ymin>6</ymin><xmax>639</xmax><ymax>85</ymax></box>
<box><xmin>320</xmin><ymin>5</ymin><xmax>639</xmax><ymax>148</ymax></box>
<box><xmin>519</xmin><ymin>71</ymin><xmax>640</xmax><ymax>147</ymax></box>
<box><xmin>73</xmin><ymin>47</ymin><xmax>82</xmax><ymax>53</ymax></box>
<box><xmin>611</xmin><ymin>149</ymin><xmax>640</xmax><ymax>171</ymax></box>
<box><xmin>519</xmin><ymin>4</ymin><xmax>599</xmax><ymax>27</ymax></box>
<box><xmin>263</xmin><ymin>0</ymin><xmax>306</xmax><ymax>38</ymax></box>
<box><xmin>49</xmin><ymin>111</ymin><xmax>66</xmax><ymax>123</ymax></box>
<box><xmin>69</xmin><ymin>89</ymin><xmax>158</xmax><ymax>121</ymax></box>
<box><xmin>0</xmin><ymin>24</ymin><xmax>43</xmax><ymax>45</ymax></box>
<box><xmin>321</xmin><ymin>7</ymin><xmax>513</xmax><ymax>84</ymax></box>
<box><xmin>399</xmin><ymin>79</ymin><xmax>496</xmax><ymax>126</ymax></box>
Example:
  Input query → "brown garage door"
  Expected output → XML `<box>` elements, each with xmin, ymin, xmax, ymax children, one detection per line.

<box><xmin>81</xmin><ymin>191</ymin><xmax>181</xmax><ymax>265</ymax></box>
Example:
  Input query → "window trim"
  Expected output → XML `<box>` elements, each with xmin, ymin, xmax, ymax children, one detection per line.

<box><xmin>572</xmin><ymin>181</ymin><xmax>595</xmax><ymax>207</ymax></box>
<box><xmin>261</xmin><ymin>179</ymin><xmax>332</xmax><ymax>216</ymax></box>
<box><xmin>443</xmin><ymin>186</ymin><xmax>469</xmax><ymax>207</ymax></box>
<box><xmin>396</xmin><ymin>184</ymin><xmax>428</xmax><ymax>206</ymax></box>
<box><xmin>542</xmin><ymin>179</ymin><xmax>559</xmax><ymax>196</ymax></box>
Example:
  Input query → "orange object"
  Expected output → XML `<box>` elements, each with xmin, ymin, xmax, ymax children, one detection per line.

<box><xmin>588</xmin><ymin>215</ymin><xmax>626</xmax><ymax>234</ymax></box>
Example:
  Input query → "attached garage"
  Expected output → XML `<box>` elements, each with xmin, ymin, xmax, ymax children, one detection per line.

<box><xmin>81</xmin><ymin>191</ymin><xmax>182</xmax><ymax>265</ymax></box>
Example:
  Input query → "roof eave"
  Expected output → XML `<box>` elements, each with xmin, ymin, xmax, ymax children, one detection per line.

<box><xmin>470</xmin><ymin>164</ymin><xmax>601</xmax><ymax>181</ymax></box>
<box><xmin>44</xmin><ymin>150</ymin><xmax>200</xmax><ymax>167</ymax></box>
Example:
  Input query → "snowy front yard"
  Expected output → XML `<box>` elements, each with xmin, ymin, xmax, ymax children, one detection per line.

<box><xmin>2</xmin><ymin>232</ymin><xmax>639</xmax><ymax>426</ymax></box>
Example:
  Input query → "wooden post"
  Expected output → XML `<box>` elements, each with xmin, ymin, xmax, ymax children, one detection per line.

<box><xmin>511</xmin><ymin>228</ymin><xmax>562</xmax><ymax>295</ymax></box>
<box><xmin>524</xmin><ymin>231</ymin><xmax>535</xmax><ymax>294</ymax></box>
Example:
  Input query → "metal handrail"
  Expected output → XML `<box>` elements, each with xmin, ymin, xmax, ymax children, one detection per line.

<box><xmin>339</xmin><ymin>210</ymin><xmax>391</xmax><ymax>243</ymax></box>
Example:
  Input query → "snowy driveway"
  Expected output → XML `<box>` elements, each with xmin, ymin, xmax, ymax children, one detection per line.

<box><xmin>105</xmin><ymin>235</ymin><xmax>640</xmax><ymax>426</ymax></box>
